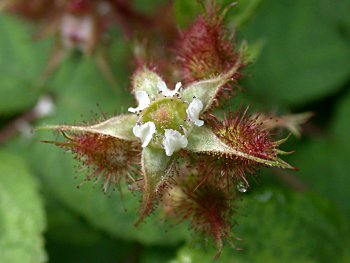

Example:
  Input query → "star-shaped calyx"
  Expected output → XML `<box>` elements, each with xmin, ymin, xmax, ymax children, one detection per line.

<box><xmin>38</xmin><ymin>59</ymin><xmax>293</xmax><ymax>222</ymax></box>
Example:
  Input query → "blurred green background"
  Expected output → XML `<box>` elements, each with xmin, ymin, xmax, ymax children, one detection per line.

<box><xmin>0</xmin><ymin>0</ymin><xmax>350</xmax><ymax>262</ymax></box>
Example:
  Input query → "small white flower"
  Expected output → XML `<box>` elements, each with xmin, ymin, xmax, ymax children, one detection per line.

<box><xmin>162</xmin><ymin>129</ymin><xmax>188</xmax><ymax>156</ymax></box>
<box><xmin>186</xmin><ymin>98</ymin><xmax>204</xmax><ymax>126</ymax></box>
<box><xmin>128</xmin><ymin>91</ymin><xmax>151</xmax><ymax>113</ymax></box>
<box><xmin>133</xmin><ymin>122</ymin><xmax>156</xmax><ymax>147</ymax></box>
<box><xmin>158</xmin><ymin>81</ymin><xmax>182</xmax><ymax>97</ymax></box>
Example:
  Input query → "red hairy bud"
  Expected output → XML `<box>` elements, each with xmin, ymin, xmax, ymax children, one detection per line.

<box><xmin>207</xmin><ymin>108</ymin><xmax>289</xmax><ymax>189</ymax></box>
<box><xmin>164</xmin><ymin>176</ymin><xmax>238</xmax><ymax>259</ymax></box>
<box><xmin>45</xmin><ymin>132</ymin><xmax>141</xmax><ymax>192</ymax></box>
<box><xmin>176</xmin><ymin>9</ymin><xmax>241</xmax><ymax>84</ymax></box>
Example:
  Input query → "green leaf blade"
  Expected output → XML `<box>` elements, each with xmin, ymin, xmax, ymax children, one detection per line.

<box><xmin>0</xmin><ymin>151</ymin><xmax>47</xmax><ymax>263</ymax></box>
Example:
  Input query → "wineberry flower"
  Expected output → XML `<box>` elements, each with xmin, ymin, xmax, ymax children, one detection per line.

<box><xmin>128</xmin><ymin>79</ymin><xmax>206</xmax><ymax>157</ymax></box>
<box><xmin>39</xmin><ymin>57</ymin><xmax>293</xmax><ymax>224</ymax></box>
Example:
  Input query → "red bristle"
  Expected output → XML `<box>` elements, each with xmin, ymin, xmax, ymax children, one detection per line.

<box><xmin>198</xmin><ymin>109</ymin><xmax>286</xmax><ymax>189</ymax></box>
<box><xmin>176</xmin><ymin>12</ymin><xmax>241</xmax><ymax>84</ymax></box>
<box><xmin>55</xmin><ymin>131</ymin><xmax>142</xmax><ymax>193</ymax></box>
<box><xmin>163</xmin><ymin>176</ymin><xmax>239</xmax><ymax>256</ymax></box>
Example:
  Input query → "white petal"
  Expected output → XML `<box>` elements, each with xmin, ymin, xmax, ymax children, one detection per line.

<box><xmin>174</xmin><ymin>82</ymin><xmax>182</xmax><ymax>93</ymax></box>
<box><xmin>186</xmin><ymin>98</ymin><xmax>204</xmax><ymax>126</ymax></box>
<box><xmin>158</xmin><ymin>81</ymin><xmax>182</xmax><ymax>97</ymax></box>
<box><xmin>133</xmin><ymin>122</ymin><xmax>156</xmax><ymax>147</ymax></box>
<box><xmin>128</xmin><ymin>91</ymin><xmax>151</xmax><ymax>113</ymax></box>
<box><xmin>162</xmin><ymin>129</ymin><xmax>188</xmax><ymax>156</ymax></box>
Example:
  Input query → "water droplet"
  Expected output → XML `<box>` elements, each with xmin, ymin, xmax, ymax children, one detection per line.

<box><xmin>237</xmin><ymin>181</ymin><xmax>248</xmax><ymax>193</ymax></box>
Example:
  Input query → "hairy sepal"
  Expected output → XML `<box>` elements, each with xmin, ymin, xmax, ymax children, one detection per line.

<box><xmin>37</xmin><ymin>114</ymin><xmax>138</xmax><ymax>141</ymax></box>
<box><xmin>182</xmin><ymin>59</ymin><xmax>241</xmax><ymax>112</ymax></box>
<box><xmin>187</xmin><ymin>126</ymin><xmax>295</xmax><ymax>170</ymax></box>
<box><xmin>132</xmin><ymin>67</ymin><xmax>165</xmax><ymax>98</ymax></box>
<box><xmin>137</xmin><ymin>147</ymin><xmax>174</xmax><ymax>224</ymax></box>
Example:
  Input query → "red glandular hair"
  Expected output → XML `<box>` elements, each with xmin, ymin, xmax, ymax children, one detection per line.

<box><xmin>164</xmin><ymin>176</ymin><xmax>237</xmax><ymax>258</ymax></box>
<box><xmin>48</xmin><ymin>131</ymin><xmax>141</xmax><ymax>192</ymax></box>
<box><xmin>176</xmin><ymin>9</ymin><xmax>241</xmax><ymax>84</ymax></box>
<box><xmin>209</xmin><ymin>109</ymin><xmax>281</xmax><ymax>188</ymax></box>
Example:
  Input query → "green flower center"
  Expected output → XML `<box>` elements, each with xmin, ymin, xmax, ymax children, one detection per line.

<box><xmin>142</xmin><ymin>98</ymin><xmax>188</xmax><ymax>134</ymax></box>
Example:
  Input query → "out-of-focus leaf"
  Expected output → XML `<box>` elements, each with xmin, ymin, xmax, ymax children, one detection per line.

<box><xmin>318</xmin><ymin>0</ymin><xmax>350</xmax><ymax>38</ymax></box>
<box><xmin>45</xmin><ymin>197</ymin><xmax>136</xmax><ymax>263</ymax></box>
<box><xmin>47</xmin><ymin>237</ymin><xmax>134</xmax><ymax>263</ymax></box>
<box><xmin>332</xmin><ymin>91</ymin><xmax>350</xmax><ymax>141</ymax></box>
<box><xmin>288</xmin><ymin>140</ymin><xmax>350</xmax><ymax>218</ymax></box>
<box><xmin>46</xmin><ymin>55</ymin><xmax>132</xmax><ymax>122</ymax></box>
<box><xmin>0</xmin><ymin>15</ymin><xmax>50</xmax><ymax>115</ymax></box>
<box><xmin>289</xmin><ymin>92</ymin><xmax>350</xmax><ymax>218</ymax></box>
<box><xmin>229</xmin><ymin>0</ymin><xmax>263</xmax><ymax>29</ymax></box>
<box><xmin>175</xmin><ymin>0</ymin><xmax>263</xmax><ymax>29</ymax></box>
<box><xmin>170</xmin><ymin>189</ymin><xmax>349</xmax><ymax>263</ymax></box>
<box><xmin>173</xmin><ymin>0</ymin><xmax>200</xmax><ymax>28</ymax></box>
<box><xmin>0</xmin><ymin>151</ymin><xmax>46</xmax><ymax>263</ymax></box>
<box><xmin>243</xmin><ymin>0</ymin><xmax>350</xmax><ymax>107</ymax></box>
<box><xmin>45</xmin><ymin>196</ymin><xmax>105</xmax><ymax>246</ymax></box>
<box><xmin>134</xmin><ymin>0</ymin><xmax>169</xmax><ymax>14</ymax></box>
<box><xmin>140</xmin><ymin>246</ymin><xmax>177</xmax><ymax>263</ymax></box>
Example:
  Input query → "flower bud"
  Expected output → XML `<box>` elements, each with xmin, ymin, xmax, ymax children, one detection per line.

<box><xmin>163</xmin><ymin>176</ymin><xmax>237</xmax><ymax>258</ymax></box>
<box><xmin>46</xmin><ymin>131</ymin><xmax>141</xmax><ymax>192</ymax></box>
<box><xmin>176</xmin><ymin>12</ymin><xmax>241</xmax><ymax>84</ymax></box>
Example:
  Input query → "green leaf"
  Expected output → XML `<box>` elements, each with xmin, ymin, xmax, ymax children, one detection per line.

<box><xmin>134</xmin><ymin>0</ymin><xmax>169</xmax><ymax>14</ymax></box>
<box><xmin>0</xmin><ymin>151</ymin><xmax>46</xmax><ymax>263</ymax></box>
<box><xmin>138</xmin><ymin>147</ymin><xmax>173</xmax><ymax>223</ymax></box>
<box><xmin>132</xmin><ymin>67</ymin><xmax>165</xmax><ymax>98</ymax></box>
<box><xmin>288</xmin><ymin>92</ymin><xmax>350</xmax><ymax>218</ymax></box>
<box><xmin>229</xmin><ymin>0</ymin><xmax>263</xmax><ymax>29</ymax></box>
<box><xmin>243</xmin><ymin>0</ymin><xmax>350</xmax><ymax>107</ymax></box>
<box><xmin>187</xmin><ymin>126</ymin><xmax>294</xmax><ymax>169</ymax></box>
<box><xmin>0</xmin><ymin>15</ymin><xmax>50</xmax><ymax>115</ymax></box>
<box><xmin>332</xmin><ymin>91</ymin><xmax>350</xmax><ymax>140</ymax></box>
<box><xmin>38</xmin><ymin>114</ymin><xmax>138</xmax><ymax>141</ymax></box>
<box><xmin>181</xmin><ymin>59</ymin><xmax>241</xmax><ymax>112</ymax></box>
<box><xmin>173</xmin><ymin>0</ymin><xmax>201</xmax><ymax>28</ymax></box>
<box><xmin>170</xmin><ymin>189</ymin><xmax>349</xmax><ymax>263</ymax></box>
<box><xmin>45</xmin><ymin>197</ymin><xmax>136</xmax><ymax>263</ymax></box>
